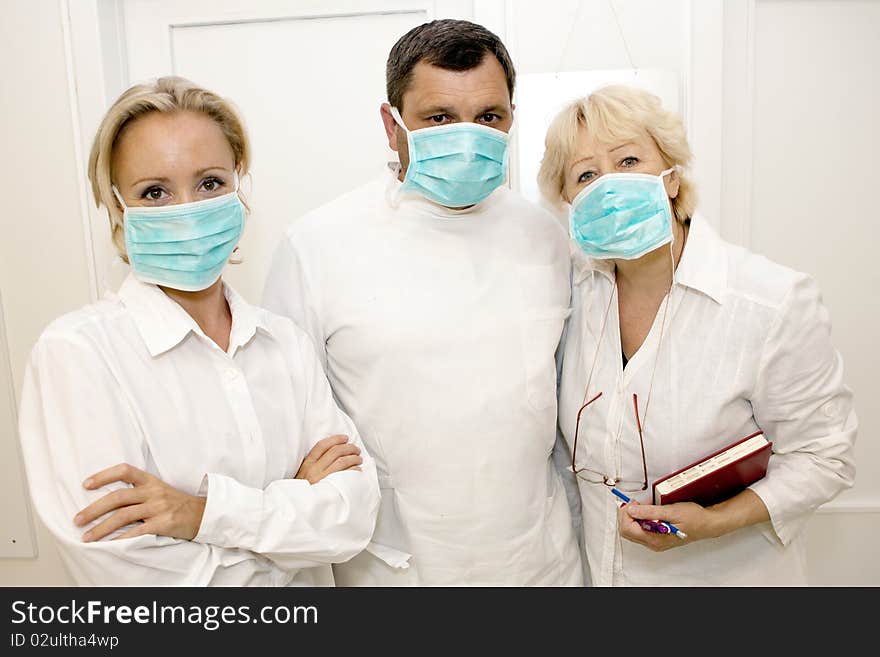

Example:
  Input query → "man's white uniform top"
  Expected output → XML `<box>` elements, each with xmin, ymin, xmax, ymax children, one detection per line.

<box><xmin>263</xmin><ymin>168</ymin><xmax>583</xmax><ymax>585</ymax></box>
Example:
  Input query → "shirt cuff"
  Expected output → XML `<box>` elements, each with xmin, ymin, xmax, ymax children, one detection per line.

<box><xmin>193</xmin><ymin>472</ymin><xmax>263</xmax><ymax>548</ymax></box>
<box><xmin>748</xmin><ymin>480</ymin><xmax>808</xmax><ymax>547</ymax></box>
<box><xmin>365</xmin><ymin>541</ymin><xmax>411</xmax><ymax>569</ymax></box>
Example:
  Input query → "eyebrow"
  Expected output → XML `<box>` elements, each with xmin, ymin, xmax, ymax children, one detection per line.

<box><xmin>419</xmin><ymin>105</ymin><xmax>507</xmax><ymax>117</ymax></box>
<box><xmin>129</xmin><ymin>167</ymin><xmax>230</xmax><ymax>187</ymax></box>
<box><xmin>420</xmin><ymin>106</ymin><xmax>456</xmax><ymax>116</ymax></box>
<box><xmin>569</xmin><ymin>155</ymin><xmax>595</xmax><ymax>172</ymax></box>
<box><xmin>569</xmin><ymin>142</ymin><xmax>640</xmax><ymax>172</ymax></box>
<box><xmin>610</xmin><ymin>141</ymin><xmax>637</xmax><ymax>153</ymax></box>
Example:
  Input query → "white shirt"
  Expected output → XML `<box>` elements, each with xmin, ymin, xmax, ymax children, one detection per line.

<box><xmin>18</xmin><ymin>274</ymin><xmax>380</xmax><ymax>586</ymax></box>
<box><xmin>558</xmin><ymin>214</ymin><xmax>857</xmax><ymax>586</ymax></box>
<box><xmin>262</xmin><ymin>169</ymin><xmax>584</xmax><ymax>586</ymax></box>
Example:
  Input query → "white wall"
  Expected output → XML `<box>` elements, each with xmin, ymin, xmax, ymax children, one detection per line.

<box><xmin>1</xmin><ymin>0</ymin><xmax>876</xmax><ymax>586</ymax></box>
<box><xmin>748</xmin><ymin>0</ymin><xmax>880</xmax><ymax>585</ymax></box>
<box><xmin>0</xmin><ymin>0</ymin><xmax>88</xmax><ymax>585</ymax></box>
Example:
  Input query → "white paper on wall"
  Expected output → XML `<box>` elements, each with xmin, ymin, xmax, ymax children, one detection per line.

<box><xmin>510</xmin><ymin>68</ymin><xmax>682</xmax><ymax>224</ymax></box>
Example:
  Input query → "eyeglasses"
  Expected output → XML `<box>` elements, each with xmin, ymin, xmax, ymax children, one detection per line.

<box><xmin>570</xmin><ymin>391</ymin><xmax>648</xmax><ymax>492</ymax></box>
<box><xmin>569</xmin><ymin>256</ymin><xmax>677</xmax><ymax>494</ymax></box>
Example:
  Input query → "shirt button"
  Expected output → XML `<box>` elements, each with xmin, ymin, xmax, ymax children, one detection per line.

<box><xmin>225</xmin><ymin>368</ymin><xmax>239</xmax><ymax>381</ymax></box>
<box><xmin>822</xmin><ymin>402</ymin><xmax>837</xmax><ymax>418</ymax></box>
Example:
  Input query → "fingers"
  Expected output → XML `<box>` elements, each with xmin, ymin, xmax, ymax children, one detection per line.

<box><xmin>322</xmin><ymin>454</ymin><xmax>364</xmax><ymax>477</ymax></box>
<box><xmin>74</xmin><ymin>487</ymin><xmax>142</xmax><ymax>527</ymax></box>
<box><xmin>113</xmin><ymin>522</ymin><xmax>153</xmax><ymax>541</ymax></box>
<box><xmin>314</xmin><ymin>442</ymin><xmax>361</xmax><ymax>472</ymax></box>
<box><xmin>303</xmin><ymin>435</ymin><xmax>350</xmax><ymax>463</ymax></box>
<box><xmin>624</xmin><ymin>503</ymin><xmax>665</xmax><ymax>520</ymax></box>
<box><xmin>83</xmin><ymin>463</ymin><xmax>149</xmax><ymax>490</ymax></box>
<box><xmin>82</xmin><ymin>504</ymin><xmax>148</xmax><ymax>542</ymax></box>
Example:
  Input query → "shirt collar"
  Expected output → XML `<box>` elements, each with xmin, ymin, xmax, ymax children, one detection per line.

<box><xmin>672</xmin><ymin>213</ymin><xmax>727</xmax><ymax>305</ymax></box>
<box><xmin>383</xmin><ymin>161</ymin><xmax>502</xmax><ymax>218</ymax></box>
<box><xmin>571</xmin><ymin>213</ymin><xmax>727</xmax><ymax>305</ymax></box>
<box><xmin>116</xmin><ymin>273</ymin><xmax>272</xmax><ymax>357</ymax></box>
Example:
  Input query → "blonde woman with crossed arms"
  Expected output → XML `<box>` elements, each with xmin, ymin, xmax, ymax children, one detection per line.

<box><xmin>18</xmin><ymin>76</ymin><xmax>380</xmax><ymax>586</ymax></box>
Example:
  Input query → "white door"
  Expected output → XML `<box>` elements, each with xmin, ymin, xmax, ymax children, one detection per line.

<box><xmin>87</xmin><ymin>0</ymin><xmax>482</xmax><ymax>302</ymax></box>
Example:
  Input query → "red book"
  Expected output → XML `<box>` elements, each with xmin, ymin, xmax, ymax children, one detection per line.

<box><xmin>652</xmin><ymin>431</ymin><xmax>772</xmax><ymax>506</ymax></box>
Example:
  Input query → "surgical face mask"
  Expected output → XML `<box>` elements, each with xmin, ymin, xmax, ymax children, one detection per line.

<box><xmin>390</xmin><ymin>106</ymin><xmax>510</xmax><ymax>208</ymax></box>
<box><xmin>113</xmin><ymin>176</ymin><xmax>245</xmax><ymax>292</ymax></box>
<box><xmin>569</xmin><ymin>168</ymin><xmax>676</xmax><ymax>260</ymax></box>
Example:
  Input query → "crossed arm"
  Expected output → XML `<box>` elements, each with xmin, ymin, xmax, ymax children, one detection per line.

<box><xmin>74</xmin><ymin>434</ymin><xmax>363</xmax><ymax>543</ymax></box>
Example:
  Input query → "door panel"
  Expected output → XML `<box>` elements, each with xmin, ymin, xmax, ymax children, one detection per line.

<box><xmin>112</xmin><ymin>0</ymin><xmax>474</xmax><ymax>301</ymax></box>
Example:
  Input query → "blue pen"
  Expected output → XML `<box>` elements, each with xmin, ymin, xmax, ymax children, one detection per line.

<box><xmin>610</xmin><ymin>488</ymin><xmax>687</xmax><ymax>539</ymax></box>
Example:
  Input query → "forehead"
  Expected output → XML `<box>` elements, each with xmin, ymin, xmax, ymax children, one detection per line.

<box><xmin>568</xmin><ymin>123</ymin><xmax>656</xmax><ymax>163</ymax></box>
<box><xmin>402</xmin><ymin>57</ymin><xmax>510</xmax><ymax>111</ymax></box>
<box><xmin>112</xmin><ymin>110</ymin><xmax>233</xmax><ymax>178</ymax></box>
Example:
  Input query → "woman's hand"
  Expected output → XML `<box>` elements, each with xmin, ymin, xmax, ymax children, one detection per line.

<box><xmin>618</xmin><ymin>488</ymin><xmax>771</xmax><ymax>551</ymax></box>
<box><xmin>617</xmin><ymin>499</ymin><xmax>720</xmax><ymax>551</ymax></box>
<box><xmin>74</xmin><ymin>464</ymin><xmax>206</xmax><ymax>542</ymax></box>
<box><xmin>295</xmin><ymin>434</ymin><xmax>363</xmax><ymax>484</ymax></box>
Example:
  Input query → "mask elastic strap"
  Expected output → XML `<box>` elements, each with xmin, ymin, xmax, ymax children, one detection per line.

<box><xmin>111</xmin><ymin>185</ymin><xmax>127</xmax><ymax>211</ymax></box>
<box><xmin>389</xmin><ymin>106</ymin><xmax>409</xmax><ymax>133</ymax></box>
<box><xmin>640</xmin><ymin>164</ymin><xmax>679</xmax><ymax>442</ymax></box>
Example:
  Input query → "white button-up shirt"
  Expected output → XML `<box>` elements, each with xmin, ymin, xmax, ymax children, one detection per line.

<box><xmin>558</xmin><ymin>214</ymin><xmax>857</xmax><ymax>586</ymax></box>
<box><xmin>18</xmin><ymin>274</ymin><xmax>380</xmax><ymax>586</ymax></box>
<box><xmin>263</xmin><ymin>171</ymin><xmax>583</xmax><ymax>586</ymax></box>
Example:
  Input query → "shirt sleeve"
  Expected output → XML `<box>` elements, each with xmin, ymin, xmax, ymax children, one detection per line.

<box><xmin>18</xmin><ymin>333</ymin><xmax>282</xmax><ymax>586</ymax></box>
<box><xmin>194</xmin><ymin>325</ymin><xmax>381</xmax><ymax>569</ymax></box>
<box><xmin>262</xmin><ymin>229</ymin><xmax>327</xmax><ymax>370</ymax></box>
<box><xmin>749</xmin><ymin>274</ymin><xmax>858</xmax><ymax>545</ymax></box>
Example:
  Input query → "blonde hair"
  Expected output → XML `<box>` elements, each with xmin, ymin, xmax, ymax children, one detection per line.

<box><xmin>537</xmin><ymin>84</ymin><xmax>696</xmax><ymax>225</ymax></box>
<box><xmin>87</xmin><ymin>76</ymin><xmax>251</xmax><ymax>261</ymax></box>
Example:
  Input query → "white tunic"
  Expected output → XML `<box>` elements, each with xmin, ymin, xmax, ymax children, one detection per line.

<box><xmin>18</xmin><ymin>274</ymin><xmax>380</xmax><ymax>586</ymax></box>
<box><xmin>558</xmin><ymin>214</ymin><xmax>857</xmax><ymax>586</ymax></box>
<box><xmin>262</xmin><ymin>169</ymin><xmax>583</xmax><ymax>586</ymax></box>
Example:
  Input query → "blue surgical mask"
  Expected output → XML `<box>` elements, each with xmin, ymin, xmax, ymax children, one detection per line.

<box><xmin>391</xmin><ymin>106</ymin><xmax>510</xmax><ymax>208</ymax></box>
<box><xmin>113</xmin><ymin>178</ymin><xmax>245</xmax><ymax>292</ymax></box>
<box><xmin>569</xmin><ymin>168</ymin><xmax>676</xmax><ymax>260</ymax></box>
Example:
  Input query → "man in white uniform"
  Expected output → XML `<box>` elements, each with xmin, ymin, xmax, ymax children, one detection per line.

<box><xmin>263</xmin><ymin>19</ymin><xmax>582</xmax><ymax>585</ymax></box>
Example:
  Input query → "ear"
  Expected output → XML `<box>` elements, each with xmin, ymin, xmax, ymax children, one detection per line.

<box><xmin>380</xmin><ymin>103</ymin><xmax>400</xmax><ymax>152</ymax></box>
<box><xmin>665</xmin><ymin>167</ymin><xmax>681</xmax><ymax>200</ymax></box>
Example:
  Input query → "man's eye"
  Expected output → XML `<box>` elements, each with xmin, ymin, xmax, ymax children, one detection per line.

<box><xmin>479</xmin><ymin>113</ymin><xmax>500</xmax><ymax>123</ymax></box>
<box><xmin>429</xmin><ymin>114</ymin><xmax>448</xmax><ymax>124</ymax></box>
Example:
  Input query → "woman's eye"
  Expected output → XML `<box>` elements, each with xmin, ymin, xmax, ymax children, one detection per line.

<box><xmin>620</xmin><ymin>156</ymin><xmax>639</xmax><ymax>168</ymax></box>
<box><xmin>577</xmin><ymin>171</ymin><xmax>596</xmax><ymax>184</ymax></box>
<box><xmin>141</xmin><ymin>186</ymin><xmax>166</xmax><ymax>201</ymax></box>
<box><xmin>201</xmin><ymin>177</ymin><xmax>225</xmax><ymax>192</ymax></box>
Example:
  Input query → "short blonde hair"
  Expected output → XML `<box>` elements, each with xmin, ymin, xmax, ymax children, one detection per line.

<box><xmin>537</xmin><ymin>84</ymin><xmax>696</xmax><ymax>225</ymax></box>
<box><xmin>87</xmin><ymin>76</ymin><xmax>251</xmax><ymax>261</ymax></box>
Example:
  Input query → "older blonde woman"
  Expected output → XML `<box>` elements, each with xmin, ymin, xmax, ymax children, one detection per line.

<box><xmin>17</xmin><ymin>76</ymin><xmax>380</xmax><ymax>585</ymax></box>
<box><xmin>539</xmin><ymin>84</ymin><xmax>857</xmax><ymax>586</ymax></box>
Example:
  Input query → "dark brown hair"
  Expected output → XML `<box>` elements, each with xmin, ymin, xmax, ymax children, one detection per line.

<box><xmin>386</xmin><ymin>19</ymin><xmax>516</xmax><ymax>111</ymax></box>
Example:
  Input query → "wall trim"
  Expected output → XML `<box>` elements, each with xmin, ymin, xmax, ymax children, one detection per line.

<box><xmin>685</xmin><ymin>0</ymin><xmax>724</xmax><ymax>231</ymax></box>
<box><xmin>60</xmin><ymin>0</ymin><xmax>100</xmax><ymax>302</ymax></box>
<box><xmin>816</xmin><ymin>502</ymin><xmax>880</xmax><ymax>515</ymax></box>
<box><xmin>720</xmin><ymin>0</ymin><xmax>756</xmax><ymax>248</ymax></box>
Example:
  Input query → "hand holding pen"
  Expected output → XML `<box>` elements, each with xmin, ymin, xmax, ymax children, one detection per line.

<box><xmin>611</xmin><ymin>488</ymin><xmax>687</xmax><ymax>539</ymax></box>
